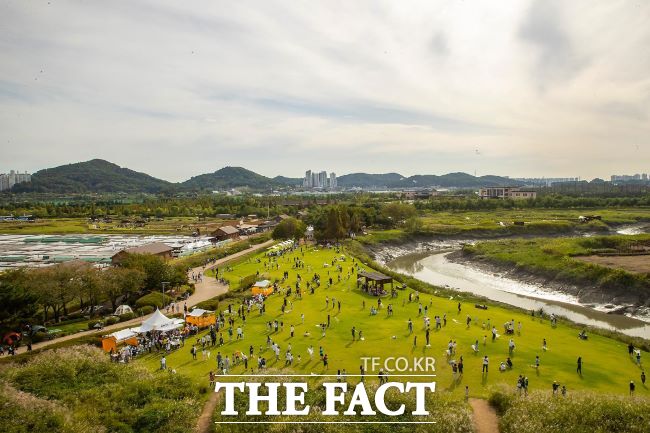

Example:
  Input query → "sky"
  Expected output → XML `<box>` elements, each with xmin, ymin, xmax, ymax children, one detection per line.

<box><xmin>1</xmin><ymin>0</ymin><xmax>649</xmax><ymax>182</ymax></box>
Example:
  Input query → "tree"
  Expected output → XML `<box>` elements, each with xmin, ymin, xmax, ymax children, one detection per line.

<box><xmin>0</xmin><ymin>269</ymin><xmax>38</xmax><ymax>325</ymax></box>
<box><xmin>381</xmin><ymin>202</ymin><xmax>416</xmax><ymax>227</ymax></box>
<box><xmin>119</xmin><ymin>253</ymin><xmax>187</xmax><ymax>291</ymax></box>
<box><xmin>272</xmin><ymin>217</ymin><xmax>306</xmax><ymax>240</ymax></box>
<box><xmin>101</xmin><ymin>267</ymin><xmax>145</xmax><ymax>311</ymax></box>
<box><xmin>321</xmin><ymin>207</ymin><xmax>346</xmax><ymax>241</ymax></box>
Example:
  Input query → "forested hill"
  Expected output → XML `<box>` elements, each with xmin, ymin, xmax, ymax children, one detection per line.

<box><xmin>11</xmin><ymin>159</ymin><xmax>175</xmax><ymax>194</ymax></box>
<box><xmin>337</xmin><ymin>172</ymin><xmax>522</xmax><ymax>188</ymax></box>
<box><xmin>181</xmin><ymin>166</ymin><xmax>281</xmax><ymax>190</ymax></box>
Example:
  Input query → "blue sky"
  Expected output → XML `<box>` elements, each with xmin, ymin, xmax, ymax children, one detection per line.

<box><xmin>1</xmin><ymin>0</ymin><xmax>649</xmax><ymax>181</ymax></box>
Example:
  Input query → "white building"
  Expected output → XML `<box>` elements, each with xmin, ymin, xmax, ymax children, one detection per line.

<box><xmin>303</xmin><ymin>169</ymin><xmax>337</xmax><ymax>189</ymax></box>
<box><xmin>478</xmin><ymin>187</ymin><xmax>537</xmax><ymax>200</ymax></box>
<box><xmin>329</xmin><ymin>172</ymin><xmax>337</xmax><ymax>189</ymax></box>
<box><xmin>0</xmin><ymin>170</ymin><xmax>32</xmax><ymax>191</ymax></box>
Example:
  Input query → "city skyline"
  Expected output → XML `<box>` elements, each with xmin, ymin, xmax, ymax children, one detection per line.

<box><xmin>1</xmin><ymin>1</ymin><xmax>649</xmax><ymax>181</ymax></box>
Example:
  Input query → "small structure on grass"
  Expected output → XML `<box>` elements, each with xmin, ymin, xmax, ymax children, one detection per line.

<box><xmin>357</xmin><ymin>271</ymin><xmax>393</xmax><ymax>296</ymax></box>
<box><xmin>101</xmin><ymin>328</ymin><xmax>139</xmax><ymax>353</ymax></box>
<box><xmin>251</xmin><ymin>279</ymin><xmax>273</xmax><ymax>296</ymax></box>
<box><xmin>185</xmin><ymin>308</ymin><xmax>215</xmax><ymax>328</ymax></box>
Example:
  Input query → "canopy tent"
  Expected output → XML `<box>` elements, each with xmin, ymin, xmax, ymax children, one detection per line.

<box><xmin>156</xmin><ymin>318</ymin><xmax>185</xmax><ymax>332</ymax></box>
<box><xmin>139</xmin><ymin>309</ymin><xmax>176</xmax><ymax>332</ymax></box>
<box><xmin>114</xmin><ymin>305</ymin><xmax>133</xmax><ymax>316</ymax></box>
<box><xmin>252</xmin><ymin>279</ymin><xmax>273</xmax><ymax>296</ymax></box>
<box><xmin>185</xmin><ymin>308</ymin><xmax>215</xmax><ymax>328</ymax></box>
<box><xmin>101</xmin><ymin>328</ymin><xmax>139</xmax><ymax>352</ymax></box>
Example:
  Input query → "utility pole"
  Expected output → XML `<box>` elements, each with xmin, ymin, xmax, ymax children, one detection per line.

<box><xmin>161</xmin><ymin>281</ymin><xmax>170</xmax><ymax>306</ymax></box>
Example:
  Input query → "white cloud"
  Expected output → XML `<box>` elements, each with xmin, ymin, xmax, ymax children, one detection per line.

<box><xmin>0</xmin><ymin>0</ymin><xmax>649</xmax><ymax>181</ymax></box>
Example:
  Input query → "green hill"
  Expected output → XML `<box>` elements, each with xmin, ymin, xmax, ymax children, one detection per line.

<box><xmin>11</xmin><ymin>159</ymin><xmax>175</xmax><ymax>194</ymax></box>
<box><xmin>182</xmin><ymin>166</ymin><xmax>277</xmax><ymax>190</ymax></box>
<box><xmin>337</xmin><ymin>172</ymin><xmax>405</xmax><ymax>188</ymax></box>
<box><xmin>338</xmin><ymin>171</ymin><xmax>521</xmax><ymax>188</ymax></box>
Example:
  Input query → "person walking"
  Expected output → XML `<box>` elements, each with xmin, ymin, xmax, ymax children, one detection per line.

<box><xmin>577</xmin><ymin>356</ymin><xmax>582</xmax><ymax>375</ymax></box>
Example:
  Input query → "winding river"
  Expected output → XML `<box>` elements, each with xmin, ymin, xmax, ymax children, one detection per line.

<box><xmin>378</xmin><ymin>228</ymin><xmax>650</xmax><ymax>339</ymax></box>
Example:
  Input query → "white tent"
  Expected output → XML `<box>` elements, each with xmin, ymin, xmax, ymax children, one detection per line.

<box><xmin>114</xmin><ymin>305</ymin><xmax>133</xmax><ymax>316</ymax></box>
<box><xmin>187</xmin><ymin>308</ymin><xmax>212</xmax><ymax>317</ymax></box>
<box><xmin>139</xmin><ymin>309</ymin><xmax>175</xmax><ymax>332</ymax></box>
<box><xmin>107</xmin><ymin>328</ymin><xmax>138</xmax><ymax>342</ymax></box>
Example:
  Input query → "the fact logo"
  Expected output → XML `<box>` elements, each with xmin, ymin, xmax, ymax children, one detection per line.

<box><xmin>215</xmin><ymin>381</ymin><xmax>436</xmax><ymax>417</ymax></box>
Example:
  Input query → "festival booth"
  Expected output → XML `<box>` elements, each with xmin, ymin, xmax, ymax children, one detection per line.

<box><xmin>139</xmin><ymin>309</ymin><xmax>184</xmax><ymax>333</ymax></box>
<box><xmin>251</xmin><ymin>279</ymin><xmax>273</xmax><ymax>296</ymax></box>
<box><xmin>101</xmin><ymin>328</ymin><xmax>139</xmax><ymax>353</ymax></box>
<box><xmin>185</xmin><ymin>308</ymin><xmax>215</xmax><ymax>329</ymax></box>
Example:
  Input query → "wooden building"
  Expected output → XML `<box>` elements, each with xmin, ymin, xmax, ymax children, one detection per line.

<box><xmin>111</xmin><ymin>242</ymin><xmax>173</xmax><ymax>265</ymax></box>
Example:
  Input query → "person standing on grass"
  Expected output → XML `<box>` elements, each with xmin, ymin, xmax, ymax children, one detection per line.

<box><xmin>160</xmin><ymin>356</ymin><xmax>166</xmax><ymax>370</ymax></box>
<box><xmin>630</xmin><ymin>380</ymin><xmax>635</xmax><ymax>396</ymax></box>
<box><xmin>482</xmin><ymin>356</ymin><xmax>489</xmax><ymax>373</ymax></box>
<box><xmin>577</xmin><ymin>357</ymin><xmax>582</xmax><ymax>375</ymax></box>
<box><xmin>641</xmin><ymin>371</ymin><xmax>646</xmax><ymax>386</ymax></box>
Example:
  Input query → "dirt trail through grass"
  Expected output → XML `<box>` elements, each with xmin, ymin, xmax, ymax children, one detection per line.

<box><xmin>470</xmin><ymin>398</ymin><xmax>500</xmax><ymax>433</ymax></box>
<box><xmin>196</xmin><ymin>391</ymin><xmax>220</xmax><ymax>433</ymax></box>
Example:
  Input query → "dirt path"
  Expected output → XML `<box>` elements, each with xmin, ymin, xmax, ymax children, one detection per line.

<box><xmin>13</xmin><ymin>239</ymin><xmax>275</xmax><ymax>355</ymax></box>
<box><xmin>196</xmin><ymin>391</ymin><xmax>220</xmax><ymax>433</ymax></box>
<box><xmin>469</xmin><ymin>398</ymin><xmax>500</xmax><ymax>433</ymax></box>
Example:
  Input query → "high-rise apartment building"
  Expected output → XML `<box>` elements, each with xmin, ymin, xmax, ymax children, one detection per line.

<box><xmin>0</xmin><ymin>170</ymin><xmax>32</xmax><ymax>191</ymax></box>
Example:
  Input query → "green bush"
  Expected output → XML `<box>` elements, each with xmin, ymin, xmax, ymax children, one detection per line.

<box><xmin>135</xmin><ymin>292</ymin><xmax>172</xmax><ymax>309</ymax></box>
<box><xmin>137</xmin><ymin>305</ymin><xmax>155</xmax><ymax>316</ymax></box>
<box><xmin>87</xmin><ymin>320</ymin><xmax>101</xmax><ymax>330</ymax></box>
<box><xmin>194</xmin><ymin>298</ymin><xmax>219</xmax><ymax>311</ymax></box>
<box><xmin>117</xmin><ymin>312</ymin><xmax>135</xmax><ymax>322</ymax></box>
<box><xmin>103</xmin><ymin>316</ymin><xmax>119</xmax><ymax>326</ymax></box>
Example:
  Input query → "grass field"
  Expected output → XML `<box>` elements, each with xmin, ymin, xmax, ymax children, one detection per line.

<box><xmin>137</xmin><ymin>245</ymin><xmax>649</xmax><ymax>399</ymax></box>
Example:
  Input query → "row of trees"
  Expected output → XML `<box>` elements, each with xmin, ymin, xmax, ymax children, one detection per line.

<box><xmin>0</xmin><ymin>254</ymin><xmax>187</xmax><ymax>326</ymax></box>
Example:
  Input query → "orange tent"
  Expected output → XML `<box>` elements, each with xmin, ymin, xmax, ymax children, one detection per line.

<box><xmin>251</xmin><ymin>280</ymin><xmax>273</xmax><ymax>296</ymax></box>
<box><xmin>101</xmin><ymin>328</ymin><xmax>139</xmax><ymax>352</ymax></box>
<box><xmin>185</xmin><ymin>308</ymin><xmax>216</xmax><ymax>329</ymax></box>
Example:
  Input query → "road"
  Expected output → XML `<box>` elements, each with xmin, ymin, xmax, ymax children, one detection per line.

<box><xmin>13</xmin><ymin>239</ymin><xmax>274</xmax><ymax>355</ymax></box>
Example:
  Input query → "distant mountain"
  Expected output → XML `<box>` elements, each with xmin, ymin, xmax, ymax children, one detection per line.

<box><xmin>8</xmin><ymin>159</ymin><xmax>525</xmax><ymax>194</ymax></box>
<box><xmin>182</xmin><ymin>166</ymin><xmax>278</xmax><ymax>190</ymax></box>
<box><xmin>338</xmin><ymin>171</ymin><xmax>521</xmax><ymax>188</ymax></box>
<box><xmin>337</xmin><ymin>173</ymin><xmax>405</xmax><ymax>188</ymax></box>
<box><xmin>11</xmin><ymin>159</ymin><xmax>174</xmax><ymax>193</ymax></box>
<box><xmin>272</xmin><ymin>176</ymin><xmax>302</xmax><ymax>187</ymax></box>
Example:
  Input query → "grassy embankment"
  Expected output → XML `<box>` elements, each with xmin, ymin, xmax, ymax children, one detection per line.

<box><xmin>0</xmin><ymin>346</ymin><xmax>201</xmax><ymax>433</ymax></box>
<box><xmin>462</xmin><ymin>234</ymin><xmax>650</xmax><ymax>303</ymax></box>
<box><xmin>359</xmin><ymin>208</ymin><xmax>650</xmax><ymax>245</ymax></box>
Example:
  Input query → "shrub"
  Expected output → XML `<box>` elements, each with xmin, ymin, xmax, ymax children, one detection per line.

<box><xmin>103</xmin><ymin>316</ymin><xmax>119</xmax><ymax>326</ymax></box>
<box><xmin>87</xmin><ymin>320</ymin><xmax>101</xmax><ymax>330</ymax></box>
<box><xmin>194</xmin><ymin>298</ymin><xmax>219</xmax><ymax>311</ymax></box>
<box><xmin>137</xmin><ymin>305</ymin><xmax>155</xmax><ymax>316</ymax></box>
<box><xmin>117</xmin><ymin>312</ymin><xmax>135</xmax><ymax>322</ymax></box>
<box><xmin>135</xmin><ymin>292</ymin><xmax>172</xmax><ymax>309</ymax></box>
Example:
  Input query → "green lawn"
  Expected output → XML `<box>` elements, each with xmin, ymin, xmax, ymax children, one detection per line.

<box><xmin>137</xmin><ymin>245</ymin><xmax>649</xmax><ymax>400</ymax></box>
